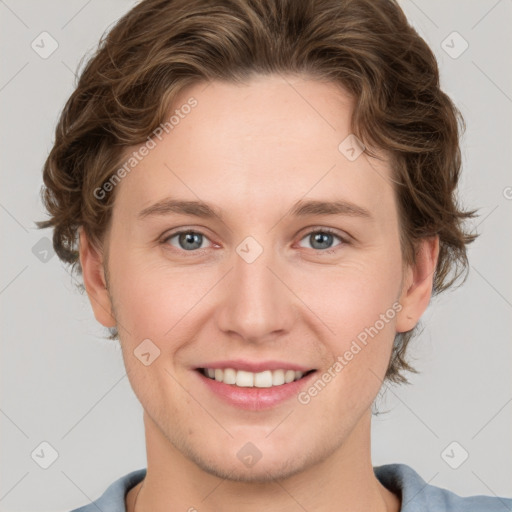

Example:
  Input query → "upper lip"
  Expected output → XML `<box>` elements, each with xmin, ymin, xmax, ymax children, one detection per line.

<box><xmin>195</xmin><ymin>359</ymin><xmax>315</xmax><ymax>373</ymax></box>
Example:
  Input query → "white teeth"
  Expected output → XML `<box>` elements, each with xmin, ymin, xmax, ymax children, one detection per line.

<box><xmin>254</xmin><ymin>370</ymin><xmax>272</xmax><ymax>388</ymax></box>
<box><xmin>223</xmin><ymin>368</ymin><xmax>237</xmax><ymax>384</ymax></box>
<box><xmin>285</xmin><ymin>369</ymin><xmax>296</xmax><ymax>383</ymax></box>
<box><xmin>272</xmin><ymin>369</ymin><xmax>285</xmax><ymax>386</ymax></box>
<box><xmin>203</xmin><ymin>368</ymin><xmax>309</xmax><ymax>387</ymax></box>
<box><xmin>236</xmin><ymin>370</ymin><xmax>254</xmax><ymax>387</ymax></box>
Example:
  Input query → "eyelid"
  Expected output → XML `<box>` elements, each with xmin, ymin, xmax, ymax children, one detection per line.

<box><xmin>298</xmin><ymin>226</ymin><xmax>349</xmax><ymax>242</ymax></box>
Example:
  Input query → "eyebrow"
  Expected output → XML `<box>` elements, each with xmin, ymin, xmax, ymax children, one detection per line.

<box><xmin>137</xmin><ymin>197</ymin><xmax>372</xmax><ymax>221</ymax></box>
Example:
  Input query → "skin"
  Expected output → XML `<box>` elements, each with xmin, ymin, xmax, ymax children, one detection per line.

<box><xmin>79</xmin><ymin>74</ymin><xmax>439</xmax><ymax>512</ymax></box>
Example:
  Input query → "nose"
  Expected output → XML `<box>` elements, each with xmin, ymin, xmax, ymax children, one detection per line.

<box><xmin>215</xmin><ymin>240</ymin><xmax>297</xmax><ymax>344</ymax></box>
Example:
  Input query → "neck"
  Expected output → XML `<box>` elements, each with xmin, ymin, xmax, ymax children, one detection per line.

<box><xmin>126</xmin><ymin>410</ymin><xmax>400</xmax><ymax>512</ymax></box>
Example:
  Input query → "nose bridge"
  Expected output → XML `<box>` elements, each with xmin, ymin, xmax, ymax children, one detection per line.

<box><xmin>216</xmin><ymin>236</ymin><xmax>293</xmax><ymax>341</ymax></box>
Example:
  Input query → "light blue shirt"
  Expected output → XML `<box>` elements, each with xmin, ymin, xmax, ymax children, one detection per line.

<box><xmin>70</xmin><ymin>463</ymin><xmax>512</xmax><ymax>511</ymax></box>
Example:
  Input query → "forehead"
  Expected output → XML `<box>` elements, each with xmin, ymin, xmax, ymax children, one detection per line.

<box><xmin>113</xmin><ymin>75</ymin><xmax>395</xmax><ymax>224</ymax></box>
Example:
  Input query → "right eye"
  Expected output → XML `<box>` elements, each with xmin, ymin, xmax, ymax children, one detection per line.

<box><xmin>162</xmin><ymin>230</ymin><xmax>214</xmax><ymax>254</ymax></box>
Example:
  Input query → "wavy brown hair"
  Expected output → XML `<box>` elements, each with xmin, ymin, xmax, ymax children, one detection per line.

<box><xmin>36</xmin><ymin>0</ymin><xmax>477</xmax><ymax>384</ymax></box>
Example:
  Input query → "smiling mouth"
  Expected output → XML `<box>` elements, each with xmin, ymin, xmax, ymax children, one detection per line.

<box><xmin>197</xmin><ymin>367</ymin><xmax>316</xmax><ymax>388</ymax></box>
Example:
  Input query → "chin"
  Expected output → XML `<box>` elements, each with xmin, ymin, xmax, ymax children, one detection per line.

<box><xmin>175</xmin><ymin>431</ymin><xmax>325</xmax><ymax>484</ymax></box>
<box><xmin>192</xmin><ymin>452</ymin><xmax>310</xmax><ymax>483</ymax></box>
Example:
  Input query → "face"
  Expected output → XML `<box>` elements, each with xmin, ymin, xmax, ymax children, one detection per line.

<box><xmin>81</xmin><ymin>74</ymin><xmax>436</xmax><ymax>482</ymax></box>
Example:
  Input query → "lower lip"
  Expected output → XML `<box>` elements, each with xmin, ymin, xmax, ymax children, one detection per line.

<box><xmin>195</xmin><ymin>369</ymin><xmax>317</xmax><ymax>411</ymax></box>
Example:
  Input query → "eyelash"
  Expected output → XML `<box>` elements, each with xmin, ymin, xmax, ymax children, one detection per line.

<box><xmin>160</xmin><ymin>227</ymin><xmax>348</xmax><ymax>256</ymax></box>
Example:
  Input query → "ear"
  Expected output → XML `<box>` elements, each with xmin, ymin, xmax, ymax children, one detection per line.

<box><xmin>395</xmin><ymin>236</ymin><xmax>440</xmax><ymax>333</ymax></box>
<box><xmin>78</xmin><ymin>227</ymin><xmax>116</xmax><ymax>328</ymax></box>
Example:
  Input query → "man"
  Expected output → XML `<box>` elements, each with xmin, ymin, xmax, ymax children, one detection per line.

<box><xmin>36</xmin><ymin>0</ymin><xmax>511</xmax><ymax>510</ymax></box>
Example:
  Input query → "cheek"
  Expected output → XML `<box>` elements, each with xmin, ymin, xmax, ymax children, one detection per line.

<box><xmin>298</xmin><ymin>253</ymin><xmax>402</xmax><ymax>343</ymax></box>
<box><xmin>301</xmin><ymin>252</ymin><xmax>402</xmax><ymax>389</ymax></box>
<box><xmin>109</xmin><ymin>246</ymin><xmax>209</xmax><ymax>341</ymax></box>
<box><xmin>299</xmin><ymin>279</ymin><xmax>400</xmax><ymax>418</ymax></box>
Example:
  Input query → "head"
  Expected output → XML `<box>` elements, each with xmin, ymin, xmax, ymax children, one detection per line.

<box><xmin>37</xmin><ymin>0</ymin><xmax>476</xmax><ymax>481</ymax></box>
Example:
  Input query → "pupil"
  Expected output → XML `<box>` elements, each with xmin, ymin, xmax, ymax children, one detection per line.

<box><xmin>312</xmin><ymin>232</ymin><xmax>332</xmax><ymax>249</ymax></box>
<box><xmin>180</xmin><ymin>232</ymin><xmax>201</xmax><ymax>250</ymax></box>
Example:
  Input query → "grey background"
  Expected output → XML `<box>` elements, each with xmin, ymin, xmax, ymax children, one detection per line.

<box><xmin>1</xmin><ymin>0</ymin><xmax>511</xmax><ymax>510</ymax></box>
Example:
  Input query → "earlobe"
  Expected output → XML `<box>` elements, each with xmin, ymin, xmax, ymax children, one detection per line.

<box><xmin>78</xmin><ymin>227</ymin><xmax>116</xmax><ymax>328</ymax></box>
<box><xmin>396</xmin><ymin>236</ymin><xmax>440</xmax><ymax>333</ymax></box>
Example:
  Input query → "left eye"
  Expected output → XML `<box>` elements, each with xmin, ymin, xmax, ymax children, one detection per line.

<box><xmin>298</xmin><ymin>229</ymin><xmax>345</xmax><ymax>251</ymax></box>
